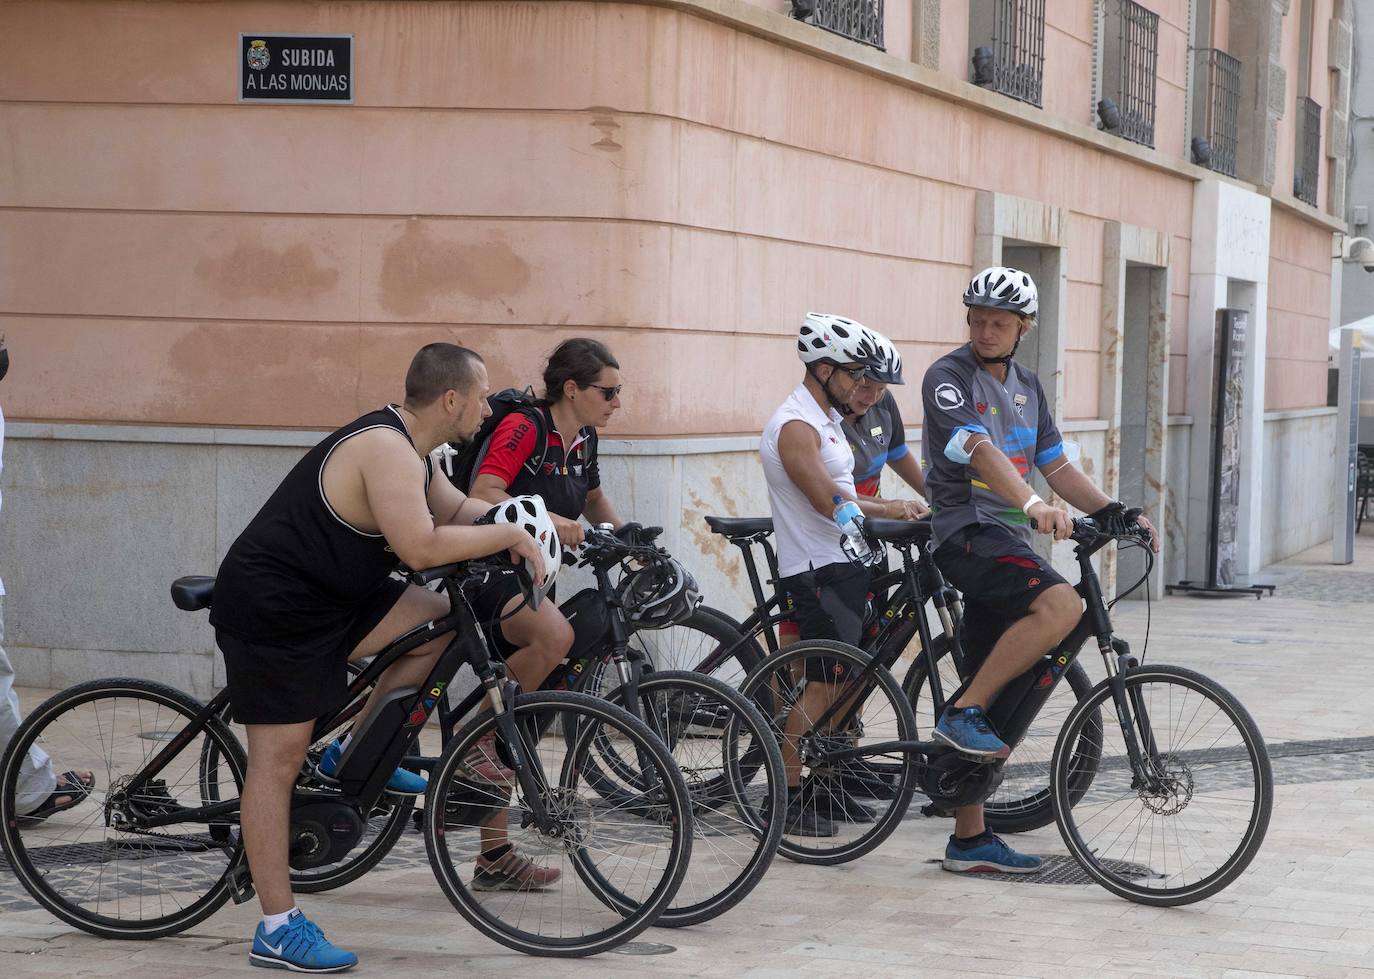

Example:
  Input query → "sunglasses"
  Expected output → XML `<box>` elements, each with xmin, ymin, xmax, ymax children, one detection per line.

<box><xmin>585</xmin><ymin>383</ymin><xmax>623</xmax><ymax>401</ymax></box>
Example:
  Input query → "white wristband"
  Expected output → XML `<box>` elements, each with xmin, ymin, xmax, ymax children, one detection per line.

<box><xmin>1021</xmin><ymin>493</ymin><xmax>1044</xmax><ymax>516</ymax></box>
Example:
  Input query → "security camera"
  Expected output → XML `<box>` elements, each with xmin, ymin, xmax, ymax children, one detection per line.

<box><xmin>1343</xmin><ymin>235</ymin><xmax>1374</xmax><ymax>273</ymax></box>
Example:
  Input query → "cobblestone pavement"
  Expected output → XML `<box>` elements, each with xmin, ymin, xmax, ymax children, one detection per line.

<box><xmin>4</xmin><ymin>540</ymin><xmax>1374</xmax><ymax>977</ymax></box>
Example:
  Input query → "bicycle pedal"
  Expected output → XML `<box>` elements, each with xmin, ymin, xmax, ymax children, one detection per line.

<box><xmin>226</xmin><ymin>862</ymin><xmax>256</xmax><ymax>905</ymax></box>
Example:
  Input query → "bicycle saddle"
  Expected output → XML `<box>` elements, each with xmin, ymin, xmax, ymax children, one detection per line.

<box><xmin>704</xmin><ymin>515</ymin><xmax>774</xmax><ymax>537</ymax></box>
<box><xmin>862</xmin><ymin>517</ymin><xmax>932</xmax><ymax>545</ymax></box>
<box><xmin>170</xmin><ymin>576</ymin><xmax>215</xmax><ymax>611</ymax></box>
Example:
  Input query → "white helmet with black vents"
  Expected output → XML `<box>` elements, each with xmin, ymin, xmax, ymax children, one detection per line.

<box><xmin>963</xmin><ymin>267</ymin><xmax>1039</xmax><ymax>317</ymax></box>
<box><xmin>481</xmin><ymin>495</ymin><xmax>561</xmax><ymax>606</ymax></box>
<box><xmin>796</xmin><ymin>313</ymin><xmax>905</xmax><ymax>384</ymax></box>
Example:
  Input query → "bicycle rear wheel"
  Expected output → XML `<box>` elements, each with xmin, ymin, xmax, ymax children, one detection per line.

<box><xmin>1052</xmin><ymin>664</ymin><xmax>1272</xmax><ymax>906</ymax></box>
<box><xmin>600</xmin><ymin>670</ymin><xmax>785</xmax><ymax>927</ymax></box>
<box><xmin>740</xmin><ymin>640</ymin><xmax>917</xmax><ymax>865</ymax></box>
<box><xmin>626</xmin><ymin>606</ymin><xmax>763</xmax><ymax>688</ymax></box>
<box><xmin>423</xmin><ymin>691</ymin><xmax>692</xmax><ymax>957</ymax></box>
<box><xmin>0</xmin><ymin>679</ymin><xmax>245</xmax><ymax>939</ymax></box>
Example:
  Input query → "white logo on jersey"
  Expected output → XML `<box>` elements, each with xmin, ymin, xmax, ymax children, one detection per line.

<box><xmin>934</xmin><ymin>382</ymin><xmax>966</xmax><ymax>411</ymax></box>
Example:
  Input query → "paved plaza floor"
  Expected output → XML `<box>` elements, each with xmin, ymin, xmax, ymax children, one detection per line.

<box><xmin>4</xmin><ymin>538</ymin><xmax>1374</xmax><ymax>978</ymax></box>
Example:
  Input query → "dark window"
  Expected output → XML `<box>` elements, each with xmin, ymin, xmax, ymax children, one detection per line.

<box><xmin>1101</xmin><ymin>0</ymin><xmax>1160</xmax><ymax>147</ymax></box>
<box><xmin>1294</xmin><ymin>96</ymin><xmax>1322</xmax><ymax>206</ymax></box>
<box><xmin>969</xmin><ymin>0</ymin><xmax>1047</xmax><ymax>107</ymax></box>
<box><xmin>1191</xmin><ymin>49</ymin><xmax>1241</xmax><ymax>177</ymax></box>
<box><xmin>794</xmin><ymin>0</ymin><xmax>885</xmax><ymax>50</ymax></box>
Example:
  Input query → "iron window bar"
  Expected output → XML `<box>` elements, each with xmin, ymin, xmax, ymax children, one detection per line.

<box><xmin>793</xmin><ymin>0</ymin><xmax>885</xmax><ymax>51</ymax></box>
<box><xmin>1102</xmin><ymin>0</ymin><xmax>1159</xmax><ymax>147</ymax></box>
<box><xmin>974</xmin><ymin>0</ymin><xmax>1047</xmax><ymax>107</ymax></box>
<box><xmin>1294</xmin><ymin>96</ymin><xmax>1321</xmax><ymax>206</ymax></box>
<box><xmin>1192</xmin><ymin>48</ymin><xmax>1240</xmax><ymax>177</ymax></box>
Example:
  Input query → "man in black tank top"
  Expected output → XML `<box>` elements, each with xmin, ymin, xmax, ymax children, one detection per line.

<box><xmin>211</xmin><ymin>344</ymin><xmax>551</xmax><ymax>972</ymax></box>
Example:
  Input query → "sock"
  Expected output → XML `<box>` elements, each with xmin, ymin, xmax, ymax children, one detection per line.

<box><xmin>262</xmin><ymin>907</ymin><xmax>297</xmax><ymax>933</ymax></box>
<box><xmin>952</xmin><ymin>831</ymin><xmax>991</xmax><ymax>849</ymax></box>
<box><xmin>945</xmin><ymin>704</ymin><xmax>981</xmax><ymax>718</ymax></box>
<box><xmin>481</xmin><ymin>842</ymin><xmax>513</xmax><ymax>863</ymax></box>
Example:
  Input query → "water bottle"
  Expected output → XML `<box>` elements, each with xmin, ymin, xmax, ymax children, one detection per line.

<box><xmin>832</xmin><ymin>496</ymin><xmax>874</xmax><ymax>564</ymax></box>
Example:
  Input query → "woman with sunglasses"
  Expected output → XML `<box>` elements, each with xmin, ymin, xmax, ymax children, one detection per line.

<box><xmin>469</xmin><ymin>337</ymin><xmax>624</xmax><ymax>548</ymax></box>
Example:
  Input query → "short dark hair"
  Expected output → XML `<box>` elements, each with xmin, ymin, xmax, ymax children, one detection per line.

<box><xmin>543</xmin><ymin>338</ymin><xmax>619</xmax><ymax>402</ymax></box>
<box><xmin>404</xmin><ymin>343</ymin><xmax>484</xmax><ymax>407</ymax></box>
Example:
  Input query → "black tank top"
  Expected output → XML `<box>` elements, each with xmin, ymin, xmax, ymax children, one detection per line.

<box><xmin>210</xmin><ymin>405</ymin><xmax>433</xmax><ymax>644</ymax></box>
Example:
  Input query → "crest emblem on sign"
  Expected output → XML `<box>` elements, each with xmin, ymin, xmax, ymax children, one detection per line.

<box><xmin>247</xmin><ymin>39</ymin><xmax>270</xmax><ymax>70</ymax></box>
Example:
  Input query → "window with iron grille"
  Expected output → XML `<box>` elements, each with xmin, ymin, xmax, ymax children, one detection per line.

<box><xmin>968</xmin><ymin>0</ymin><xmax>1047</xmax><ymax>108</ymax></box>
<box><xmin>1191</xmin><ymin>49</ymin><xmax>1240</xmax><ymax>177</ymax></box>
<box><xmin>1100</xmin><ymin>0</ymin><xmax>1159</xmax><ymax>147</ymax></box>
<box><xmin>1294</xmin><ymin>96</ymin><xmax>1321</xmax><ymax>206</ymax></box>
<box><xmin>793</xmin><ymin>0</ymin><xmax>884</xmax><ymax>51</ymax></box>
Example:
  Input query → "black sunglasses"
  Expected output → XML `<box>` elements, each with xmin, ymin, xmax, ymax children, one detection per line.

<box><xmin>585</xmin><ymin>383</ymin><xmax>623</xmax><ymax>401</ymax></box>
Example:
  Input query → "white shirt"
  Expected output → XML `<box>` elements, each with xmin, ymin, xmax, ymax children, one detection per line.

<box><xmin>760</xmin><ymin>384</ymin><xmax>856</xmax><ymax>578</ymax></box>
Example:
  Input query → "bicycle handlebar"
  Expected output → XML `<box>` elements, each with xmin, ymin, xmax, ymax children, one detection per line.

<box><xmin>1069</xmin><ymin>503</ymin><xmax>1150</xmax><ymax>546</ymax></box>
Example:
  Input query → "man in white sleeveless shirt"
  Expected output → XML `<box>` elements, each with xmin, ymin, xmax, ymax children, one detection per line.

<box><xmin>760</xmin><ymin>313</ymin><xmax>906</xmax><ymax>837</ymax></box>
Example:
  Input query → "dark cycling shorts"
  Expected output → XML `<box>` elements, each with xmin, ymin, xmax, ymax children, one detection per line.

<box><xmin>218</xmin><ymin>577</ymin><xmax>409</xmax><ymax>725</ymax></box>
<box><xmin>780</xmin><ymin>562</ymin><xmax>872</xmax><ymax>681</ymax></box>
<box><xmin>932</xmin><ymin>522</ymin><xmax>1069</xmax><ymax>675</ymax></box>
<box><xmin>473</xmin><ymin>569</ymin><xmax>540</xmax><ymax>658</ymax></box>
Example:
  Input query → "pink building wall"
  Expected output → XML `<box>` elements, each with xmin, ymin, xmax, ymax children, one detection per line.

<box><xmin>0</xmin><ymin>0</ymin><xmax>1341</xmax><ymax>436</ymax></box>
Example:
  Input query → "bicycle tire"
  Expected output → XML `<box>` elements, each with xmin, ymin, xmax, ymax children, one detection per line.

<box><xmin>740</xmin><ymin>639</ymin><xmax>918</xmax><ymax>866</ymax></box>
<box><xmin>901</xmin><ymin>642</ymin><xmax>1100</xmax><ymax>832</ymax></box>
<box><xmin>422</xmin><ymin>690</ymin><xmax>693</xmax><ymax>957</ymax></box>
<box><xmin>599</xmin><ymin>670</ymin><xmax>785</xmax><ymax>927</ymax></box>
<box><xmin>628</xmin><ymin>605</ymin><xmax>765</xmax><ymax>684</ymax></box>
<box><xmin>0</xmin><ymin>678</ymin><xmax>246</xmax><ymax>940</ymax></box>
<box><xmin>1051</xmin><ymin>664</ymin><xmax>1273</xmax><ymax>906</ymax></box>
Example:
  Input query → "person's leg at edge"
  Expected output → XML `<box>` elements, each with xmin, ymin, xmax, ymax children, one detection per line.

<box><xmin>242</xmin><ymin>721</ymin><xmax>315</xmax><ymax>917</ymax></box>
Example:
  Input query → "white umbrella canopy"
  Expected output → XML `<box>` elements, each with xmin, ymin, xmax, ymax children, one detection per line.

<box><xmin>1330</xmin><ymin>316</ymin><xmax>1374</xmax><ymax>364</ymax></box>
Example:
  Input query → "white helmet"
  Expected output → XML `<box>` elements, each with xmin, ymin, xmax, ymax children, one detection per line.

<box><xmin>484</xmin><ymin>495</ymin><xmax>561</xmax><ymax>606</ymax></box>
<box><xmin>796</xmin><ymin>313</ymin><xmax>905</xmax><ymax>384</ymax></box>
<box><xmin>963</xmin><ymin>266</ymin><xmax>1038</xmax><ymax>316</ymax></box>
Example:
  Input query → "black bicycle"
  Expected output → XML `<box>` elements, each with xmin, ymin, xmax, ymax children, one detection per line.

<box><xmin>697</xmin><ymin>514</ymin><xmax>1094</xmax><ymax>834</ymax></box>
<box><xmin>0</xmin><ymin>559</ymin><xmax>694</xmax><ymax>956</ymax></box>
<box><xmin>738</xmin><ymin>503</ymin><xmax>1273</xmax><ymax>905</ymax></box>
<box><xmin>257</xmin><ymin>524</ymin><xmax>785</xmax><ymax>929</ymax></box>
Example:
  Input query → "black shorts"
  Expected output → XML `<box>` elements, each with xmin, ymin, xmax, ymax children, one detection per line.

<box><xmin>218</xmin><ymin>577</ymin><xmax>409</xmax><ymax>725</ymax></box>
<box><xmin>469</xmin><ymin>569</ymin><xmax>535</xmax><ymax>658</ymax></box>
<box><xmin>932</xmin><ymin>523</ymin><xmax>1069</xmax><ymax>675</ymax></box>
<box><xmin>780</xmin><ymin>562</ymin><xmax>872</xmax><ymax>681</ymax></box>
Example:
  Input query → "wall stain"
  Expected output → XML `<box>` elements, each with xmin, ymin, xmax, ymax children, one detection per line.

<box><xmin>196</xmin><ymin>240</ymin><xmax>339</xmax><ymax>299</ymax></box>
<box><xmin>380</xmin><ymin>220</ymin><xmax>531</xmax><ymax>317</ymax></box>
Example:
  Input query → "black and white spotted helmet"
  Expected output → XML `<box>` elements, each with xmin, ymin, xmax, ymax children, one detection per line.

<box><xmin>796</xmin><ymin>313</ymin><xmax>905</xmax><ymax>384</ymax></box>
<box><xmin>963</xmin><ymin>267</ymin><xmax>1039</xmax><ymax>317</ymax></box>
<box><xmin>483</xmin><ymin>495</ymin><xmax>561</xmax><ymax>605</ymax></box>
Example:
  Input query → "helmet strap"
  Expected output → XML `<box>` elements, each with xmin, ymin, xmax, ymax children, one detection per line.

<box><xmin>810</xmin><ymin>365</ymin><xmax>854</xmax><ymax>415</ymax></box>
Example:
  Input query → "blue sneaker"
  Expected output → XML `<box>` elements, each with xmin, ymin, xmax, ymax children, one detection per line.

<box><xmin>932</xmin><ymin>706</ymin><xmax>1010</xmax><ymax>759</ymax></box>
<box><xmin>942</xmin><ymin>833</ymin><xmax>1042</xmax><ymax>874</ymax></box>
<box><xmin>250</xmin><ymin>909</ymin><xmax>357</xmax><ymax>972</ymax></box>
<box><xmin>318</xmin><ymin>738</ymin><xmax>426</xmax><ymax>795</ymax></box>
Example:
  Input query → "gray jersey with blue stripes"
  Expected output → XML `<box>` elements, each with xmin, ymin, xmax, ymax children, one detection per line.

<box><xmin>920</xmin><ymin>344</ymin><xmax>1064</xmax><ymax>548</ymax></box>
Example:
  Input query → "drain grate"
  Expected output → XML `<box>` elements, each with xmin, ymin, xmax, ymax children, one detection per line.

<box><xmin>929</xmin><ymin>854</ymin><xmax>1156</xmax><ymax>885</ymax></box>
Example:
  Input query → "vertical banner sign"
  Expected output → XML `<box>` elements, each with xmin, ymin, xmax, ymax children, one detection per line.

<box><xmin>1207</xmin><ymin>308</ymin><xmax>1247</xmax><ymax>589</ymax></box>
<box><xmin>240</xmin><ymin>34</ymin><xmax>353</xmax><ymax>103</ymax></box>
<box><xmin>1334</xmin><ymin>329</ymin><xmax>1361</xmax><ymax>564</ymax></box>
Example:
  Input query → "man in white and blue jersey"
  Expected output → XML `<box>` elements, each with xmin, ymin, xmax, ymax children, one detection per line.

<box><xmin>921</xmin><ymin>267</ymin><xmax>1159</xmax><ymax>874</ymax></box>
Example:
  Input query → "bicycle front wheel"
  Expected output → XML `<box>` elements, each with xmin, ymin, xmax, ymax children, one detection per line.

<box><xmin>1052</xmin><ymin>664</ymin><xmax>1272</xmax><ymax>906</ymax></box>
<box><xmin>0</xmin><ymin>679</ymin><xmax>245</xmax><ymax>939</ymax></box>
<box><xmin>423</xmin><ymin>691</ymin><xmax>693</xmax><ymax>957</ymax></box>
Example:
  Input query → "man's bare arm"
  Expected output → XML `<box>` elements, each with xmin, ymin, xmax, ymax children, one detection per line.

<box><xmin>777</xmin><ymin>421</ymin><xmax>847</xmax><ymax>517</ymax></box>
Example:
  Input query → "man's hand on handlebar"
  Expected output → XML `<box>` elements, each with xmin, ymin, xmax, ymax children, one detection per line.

<box><xmin>1028</xmin><ymin>500</ymin><xmax>1073</xmax><ymax>541</ymax></box>
<box><xmin>1136</xmin><ymin>513</ymin><xmax>1161</xmax><ymax>553</ymax></box>
<box><xmin>551</xmin><ymin>513</ymin><xmax>586</xmax><ymax>548</ymax></box>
